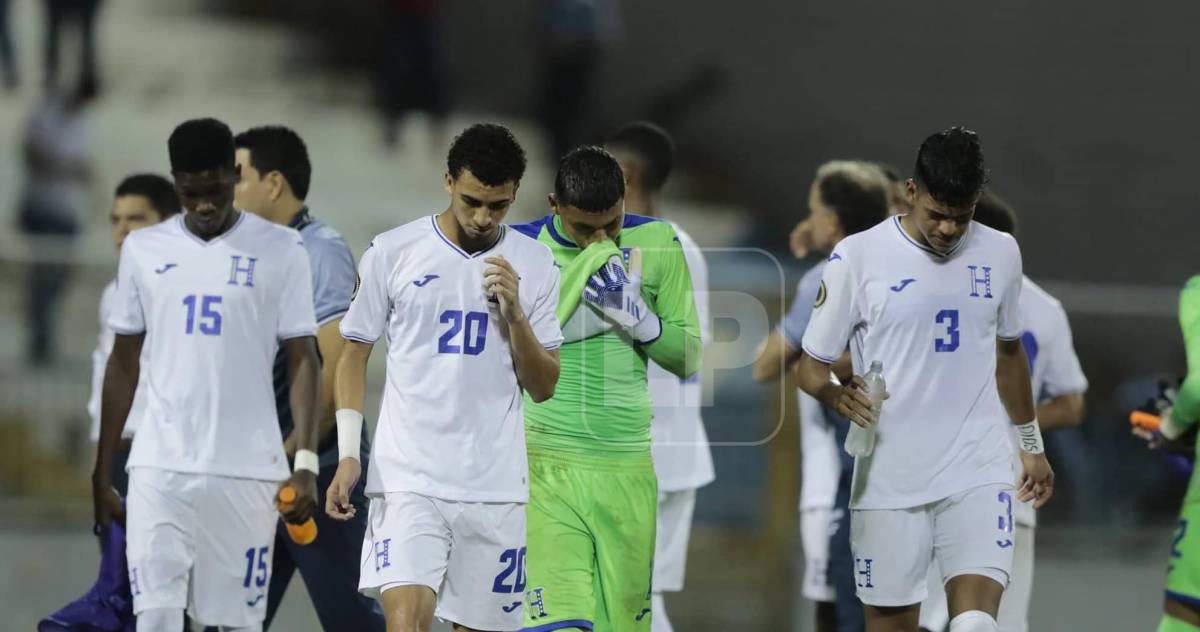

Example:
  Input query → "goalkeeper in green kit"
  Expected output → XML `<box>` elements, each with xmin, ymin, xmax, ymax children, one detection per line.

<box><xmin>511</xmin><ymin>146</ymin><xmax>701</xmax><ymax>632</ymax></box>
<box><xmin>1137</xmin><ymin>276</ymin><xmax>1200</xmax><ymax>632</ymax></box>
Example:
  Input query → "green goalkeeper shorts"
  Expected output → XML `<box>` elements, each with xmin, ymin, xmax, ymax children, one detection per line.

<box><xmin>523</xmin><ymin>448</ymin><xmax>657</xmax><ymax>632</ymax></box>
<box><xmin>1167</xmin><ymin>487</ymin><xmax>1200</xmax><ymax>606</ymax></box>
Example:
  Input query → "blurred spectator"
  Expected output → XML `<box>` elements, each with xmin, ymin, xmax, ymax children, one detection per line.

<box><xmin>1</xmin><ymin>0</ymin><xmax>15</xmax><ymax>90</ymax></box>
<box><xmin>376</xmin><ymin>0</ymin><xmax>449</xmax><ymax>148</ymax></box>
<box><xmin>17</xmin><ymin>84</ymin><xmax>95</xmax><ymax>365</ymax></box>
<box><xmin>535</xmin><ymin>0</ymin><xmax>622</xmax><ymax>163</ymax></box>
<box><xmin>44</xmin><ymin>0</ymin><xmax>102</xmax><ymax>92</ymax></box>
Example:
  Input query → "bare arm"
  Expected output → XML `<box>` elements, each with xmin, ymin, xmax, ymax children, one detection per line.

<box><xmin>284</xmin><ymin>319</ymin><xmax>346</xmax><ymax>456</ymax></box>
<box><xmin>326</xmin><ymin>338</ymin><xmax>372</xmax><ymax>521</ymax></box>
<box><xmin>335</xmin><ymin>339</ymin><xmax>373</xmax><ymax>416</ymax></box>
<box><xmin>280</xmin><ymin>336</ymin><xmax>320</xmax><ymax>523</ymax></box>
<box><xmin>996</xmin><ymin>338</ymin><xmax>1037</xmax><ymax>425</ymax></box>
<box><xmin>92</xmin><ymin>333</ymin><xmax>143</xmax><ymax>527</ymax></box>
<box><xmin>997</xmin><ymin>337</ymin><xmax>1055</xmax><ymax>508</ymax></box>
<box><xmin>1038</xmin><ymin>392</ymin><xmax>1085</xmax><ymax>431</ymax></box>
<box><xmin>485</xmin><ymin>256</ymin><xmax>560</xmax><ymax>402</ymax></box>
<box><xmin>751</xmin><ymin>330</ymin><xmax>799</xmax><ymax>383</ymax></box>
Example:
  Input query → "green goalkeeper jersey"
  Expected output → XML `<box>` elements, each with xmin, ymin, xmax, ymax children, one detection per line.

<box><xmin>1175</xmin><ymin>276</ymin><xmax>1200</xmax><ymax>431</ymax></box>
<box><xmin>511</xmin><ymin>213</ymin><xmax>702</xmax><ymax>455</ymax></box>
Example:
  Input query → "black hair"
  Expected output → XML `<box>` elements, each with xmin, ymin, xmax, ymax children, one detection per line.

<box><xmin>554</xmin><ymin>146</ymin><xmax>626</xmax><ymax>212</ymax></box>
<box><xmin>912</xmin><ymin>126</ymin><xmax>987</xmax><ymax>208</ymax></box>
<box><xmin>168</xmin><ymin>118</ymin><xmax>235</xmax><ymax>174</ymax></box>
<box><xmin>446</xmin><ymin>123</ymin><xmax>527</xmax><ymax>186</ymax></box>
<box><xmin>971</xmin><ymin>189</ymin><xmax>1018</xmax><ymax>236</ymax></box>
<box><xmin>234</xmin><ymin>126</ymin><xmax>312</xmax><ymax>200</ymax></box>
<box><xmin>815</xmin><ymin>162</ymin><xmax>889</xmax><ymax>237</ymax></box>
<box><xmin>115</xmin><ymin>173</ymin><xmax>182</xmax><ymax>219</ymax></box>
<box><xmin>605</xmin><ymin>121</ymin><xmax>676</xmax><ymax>192</ymax></box>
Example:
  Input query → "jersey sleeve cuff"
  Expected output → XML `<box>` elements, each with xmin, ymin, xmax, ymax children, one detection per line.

<box><xmin>316</xmin><ymin>307</ymin><xmax>350</xmax><ymax>327</ymax></box>
<box><xmin>996</xmin><ymin>331</ymin><xmax>1022</xmax><ymax>341</ymax></box>
<box><xmin>109</xmin><ymin>324</ymin><xmax>146</xmax><ymax>336</ymax></box>
<box><xmin>801</xmin><ymin>343</ymin><xmax>838</xmax><ymax>364</ymax></box>
<box><xmin>341</xmin><ymin>331</ymin><xmax>379</xmax><ymax>344</ymax></box>
<box><xmin>278</xmin><ymin>327</ymin><xmax>318</xmax><ymax>341</ymax></box>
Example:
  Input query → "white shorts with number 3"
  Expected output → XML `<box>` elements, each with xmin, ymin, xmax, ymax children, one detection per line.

<box><xmin>850</xmin><ymin>483</ymin><xmax>1016</xmax><ymax>607</ymax></box>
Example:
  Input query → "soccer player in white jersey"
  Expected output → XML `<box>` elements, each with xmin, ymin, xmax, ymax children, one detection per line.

<box><xmin>796</xmin><ymin>127</ymin><xmax>1055</xmax><ymax>632</ymax></box>
<box><xmin>91</xmin><ymin>118</ymin><xmax>323</xmax><ymax>632</ymax></box>
<box><xmin>326</xmin><ymin>123</ymin><xmax>563</xmax><ymax>632</ymax></box>
<box><xmin>918</xmin><ymin>191</ymin><xmax>1087</xmax><ymax>632</ymax></box>
<box><xmin>752</xmin><ymin>160</ymin><xmax>890</xmax><ymax>632</ymax></box>
<box><xmin>89</xmin><ymin>174</ymin><xmax>182</xmax><ymax>494</ymax></box>
<box><xmin>604</xmin><ymin>121</ymin><xmax>715</xmax><ymax>632</ymax></box>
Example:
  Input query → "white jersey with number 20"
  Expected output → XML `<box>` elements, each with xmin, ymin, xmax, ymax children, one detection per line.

<box><xmin>340</xmin><ymin>217</ymin><xmax>563</xmax><ymax>503</ymax></box>
<box><xmin>802</xmin><ymin>217</ymin><xmax>1024</xmax><ymax>510</ymax></box>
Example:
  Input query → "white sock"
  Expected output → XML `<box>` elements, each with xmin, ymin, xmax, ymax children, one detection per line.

<box><xmin>136</xmin><ymin>608</ymin><xmax>184</xmax><ymax>632</ymax></box>
<box><xmin>651</xmin><ymin>592</ymin><xmax>674</xmax><ymax>632</ymax></box>
<box><xmin>949</xmin><ymin>610</ymin><xmax>998</xmax><ymax>632</ymax></box>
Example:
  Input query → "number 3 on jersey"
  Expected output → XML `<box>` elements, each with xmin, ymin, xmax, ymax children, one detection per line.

<box><xmin>935</xmin><ymin>309</ymin><xmax>959</xmax><ymax>352</ymax></box>
<box><xmin>438</xmin><ymin>310</ymin><xmax>488</xmax><ymax>355</ymax></box>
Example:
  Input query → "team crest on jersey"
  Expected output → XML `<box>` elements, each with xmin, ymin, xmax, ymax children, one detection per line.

<box><xmin>814</xmin><ymin>281</ymin><xmax>827</xmax><ymax>308</ymax></box>
<box><xmin>351</xmin><ymin>274</ymin><xmax>361</xmax><ymax>301</ymax></box>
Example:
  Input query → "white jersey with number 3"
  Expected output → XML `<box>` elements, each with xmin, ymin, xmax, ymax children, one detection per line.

<box><xmin>340</xmin><ymin>216</ymin><xmax>563</xmax><ymax>503</ymax></box>
<box><xmin>107</xmin><ymin>212</ymin><xmax>318</xmax><ymax>481</ymax></box>
<box><xmin>802</xmin><ymin>217</ymin><xmax>1023</xmax><ymax>510</ymax></box>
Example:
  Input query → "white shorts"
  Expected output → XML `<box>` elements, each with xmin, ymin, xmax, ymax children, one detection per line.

<box><xmin>800</xmin><ymin>506</ymin><xmax>839</xmax><ymax>602</ymax></box>
<box><xmin>125</xmin><ymin>467</ymin><xmax>278</xmax><ymax>628</ymax></box>
<box><xmin>919</xmin><ymin>523</ymin><xmax>1034</xmax><ymax>632</ymax></box>
<box><xmin>654</xmin><ymin>488</ymin><xmax>697</xmax><ymax>593</ymax></box>
<box><xmin>359</xmin><ymin>492</ymin><xmax>526</xmax><ymax>631</ymax></box>
<box><xmin>850</xmin><ymin>483</ymin><xmax>1015</xmax><ymax>607</ymax></box>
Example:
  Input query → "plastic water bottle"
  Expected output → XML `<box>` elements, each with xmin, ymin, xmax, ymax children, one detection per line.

<box><xmin>844</xmin><ymin>361</ymin><xmax>886</xmax><ymax>458</ymax></box>
<box><xmin>277</xmin><ymin>485</ymin><xmax>318</xmax><ymax>545</ymax></box>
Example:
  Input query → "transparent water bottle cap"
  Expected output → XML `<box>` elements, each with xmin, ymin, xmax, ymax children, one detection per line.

<box><xmin>869</xmin><ymin>360</ymin><xmax>883</xmax><ymax>372</ymax></box>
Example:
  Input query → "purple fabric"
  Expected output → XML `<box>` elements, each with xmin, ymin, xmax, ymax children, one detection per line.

<box><xmin>39</xmin><ymin>516</ymin><xmax>135</xmax><ymax>631</ymax></box>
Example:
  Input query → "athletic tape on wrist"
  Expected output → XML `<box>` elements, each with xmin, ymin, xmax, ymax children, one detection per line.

<box><xmin>336</xmin><ymin>408</ymin><xmax>364</xmax><ymax>462</ymax></box>
<box><xmin>1015</xmin><ymin>418</ymin><xmax>1045</xmax><ymax>454</ymax></box>
<box><xmin>294</xmin><ymin>449</ymin><xmax>319</xmax><ymax>474</ymax></box>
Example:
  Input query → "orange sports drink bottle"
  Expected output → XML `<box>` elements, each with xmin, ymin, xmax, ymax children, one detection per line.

<box><xmin>1130</xmin><ymin>410</ymin><xmax>1162</xmax><ymax>433</ymax></box>
<box><xmin>277</xmin><ymin>485</ymin><xmax>317</xmax><ymax>545</ymax></box>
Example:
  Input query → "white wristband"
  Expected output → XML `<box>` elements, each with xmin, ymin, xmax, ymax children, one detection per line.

<box><xmin>294</xmin><ymin>449</ymin><xmax>319</xmax><ymax>474</ymax></box>
<box><xmin>336</xmin><ymin>408</ymin><xmax>364</xmax><ymax>463</ymax></box>
<box><xmin>1015</xmin><ymin>418</ymin><xmax>1045</xmax><ymax>454</ymax></box>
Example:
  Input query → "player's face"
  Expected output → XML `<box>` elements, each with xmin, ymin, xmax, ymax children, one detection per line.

<box><xmin>807</xmin><ymin>180</ymin><xmax>844</xmax><ymax>253</ymax></box>
<box><xmin>550</xmin><ymin>195</ymin><xmax>624</xmax><ymax>248</ymax></box>
<box><xmin>444</xmin><ymin>169</ymin><xmax>517</xmax><ymax>243</ymax></box>
<box><xmin>905</xmin><ymin>179</ymin><xmax>975</xmax><ymax>253</ymax></box>
<box><xmin>175</xmin><ymin>166</ymin><xmax>239</xmax><ymax>237</ymax></box>
<box><xmin>110</xmin><ymin>195</ymin><xmax>162</xmax><ymax>253</ymax></box>
<box><xmin>233</xmin><ymin>148</ymin><xmax>273</xmax><ymax>217</ymax></box>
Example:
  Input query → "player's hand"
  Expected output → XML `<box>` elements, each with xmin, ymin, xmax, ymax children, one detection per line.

<box><xmin>91</xmin><ymin>478</ymin><xmax>125</xmax><ymax>528</ymax></box>
<box><xmin>1017</xmin><ymin>451</ymin><xmax>1054</xmax><ymax>509</ymax></box>
<box><xmin>834</xmin><ymin>376</ymin><xmax>878</xmax><ymax>428</ymax></box>
<box><xmin>279</xmin><ymin>470</ymin><xmax>317</xmax><ymax>524</ymax></box>
<box><xmin>582</xmin><ymin>249</ymin><xmax>661</xmax><ymax>343</ymax></box>
<box><xmin>789</xmin><ymin>219</ymin><xmax>814</xmax><ymax>259</ymax></box>
<box><xmin>326</xmin><ymin>457</ymin><xmax>361</xmax><ymax>521</ymax></box>
<box><xmin>483</xmin><ymin>256</ymin><xmax>526</xmax><ymax>324</ymax></box>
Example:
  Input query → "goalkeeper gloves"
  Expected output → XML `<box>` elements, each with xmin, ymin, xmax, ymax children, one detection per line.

<box><xmin>582</xmin><ymin>249</ymin><xmax>662</xmax><ymax>344</ymax></box>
